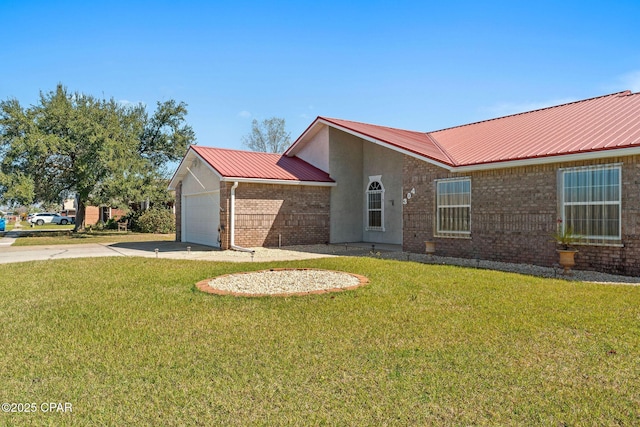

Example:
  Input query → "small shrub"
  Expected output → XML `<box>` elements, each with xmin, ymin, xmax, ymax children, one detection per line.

<box><xmin>105</xmin><ymin>218</ymin><xmax>118</xmax><ymax>230</ymax></box>
<box><xmin>135</xmin><ymin>208</ymin><xmax>175</xmax><ymax>234</ymax></box>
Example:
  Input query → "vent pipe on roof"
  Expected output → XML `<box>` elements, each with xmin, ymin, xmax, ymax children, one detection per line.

<box><xmin>229</xmin><ymin>181</ymin><xmax>255</xmax><ymax>256</ymax></box>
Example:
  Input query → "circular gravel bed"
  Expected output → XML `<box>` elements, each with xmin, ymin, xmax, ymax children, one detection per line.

<box><xmin>196</xmin><ymin>268</ymin><xmax>369</xmax><ymax>297</ymax></box>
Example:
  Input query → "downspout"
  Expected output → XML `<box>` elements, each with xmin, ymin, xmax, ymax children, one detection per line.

<box><xmin>229</xmin><ymin>181</ymin><xmax>256</xmax><ymax>254</ymax></box>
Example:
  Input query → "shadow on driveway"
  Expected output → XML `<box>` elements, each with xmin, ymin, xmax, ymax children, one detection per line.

<box><xmin>108</xmin><ymin>241</ymin><xmax>219</xmax><ymax>253</ymax></box>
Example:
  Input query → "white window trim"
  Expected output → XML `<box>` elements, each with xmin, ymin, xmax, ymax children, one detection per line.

<box><xmin>559</xmin><ymin>163</ymin><xmax>622</xmax><ymax>242</ymax></box>
<box><xmin>435</xmin><ymin>177</ymin><xmax>471</xmax><ymax>237</ymax></box>
<box><xmin>366</xmin><ymin>175</ymin><xmax>385</xmax><ymax>232</ymax></box>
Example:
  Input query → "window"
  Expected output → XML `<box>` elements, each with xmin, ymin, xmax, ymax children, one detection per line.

<box><xmin>560</xmin><ymin>164</ymin><xmax>621</xmax><ymax>242</ymax></box>
<box><xmin>366</xmin><ymin>177</ymin><xmax>384</xmax><ymax>231</ymax></box>
<box><xmin>436</xmin><ymin>178</ymin><xmax>471</xmax><ymax>236</ymax></box>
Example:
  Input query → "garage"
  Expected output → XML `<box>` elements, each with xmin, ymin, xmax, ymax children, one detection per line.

<box><xmin>168</xmin><ymin>145</ymin><xmax>334</xmax><ymax>250</ymax></box>
<box><xmin>183</xmin><ymin>191</ymin><xmax>220</xmax><ymax>247</ymax></box>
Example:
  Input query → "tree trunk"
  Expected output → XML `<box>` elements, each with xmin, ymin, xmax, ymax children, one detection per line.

<box><xmin>74</xmin><ymin>198</ymin><xmax>86</xmax><ymax>232</ymax></box>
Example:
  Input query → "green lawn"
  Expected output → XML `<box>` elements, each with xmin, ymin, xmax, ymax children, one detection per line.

<box><xmin>28</xmin><ymin>222</ymin><xmax>75</xmax><ymax>230</ymax></box>
<box><xmin>1</xmin><ymin>220</ymin><xmax>26</xmax><ymax>231</ymax></box>
<box><xmin>0</xmin><ymin>257</ymin><xmax>638</xmax><ymax>425</ymax></box>
<box><xmin>9</xmin><ymin>231</ymin><xmax>175</xmax><ymax>246</ymax></box>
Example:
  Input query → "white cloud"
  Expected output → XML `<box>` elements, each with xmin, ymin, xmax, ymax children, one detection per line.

<box><xmin>238</xmin><ymin>110</ymin><xmax>252</xmax><ymax>118</ymax></box>
<box><xmin>482</xmin><ymin>98</ymin><xmax>577</xmax><ymax>118</ymax></box>
<box><xmin>118</xmin><ymin>99</ymin><xmax>145</xmax><ymax>107</ymax></box>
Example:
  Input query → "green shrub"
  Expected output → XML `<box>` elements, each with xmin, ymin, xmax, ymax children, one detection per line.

<box><xmin>135</xmin><ymin>208</ymin><xmax>175</xmax><ymax>234</ymax></box>
<box><xmin>104</xmin><ymin>218</ymin><xmax>118</xmax><ymax>230</ymax></box>
<box><xmin>121</xmin><ymin>210</ymin><xmax>143</xmax><ymax>231</ymax></box>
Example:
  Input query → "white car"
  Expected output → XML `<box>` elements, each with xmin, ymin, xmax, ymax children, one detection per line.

<box><xmin>51</xmin><ymin>214</ymin><xmax>75</xmax><ymax>225</ymax></box>
<box><xmin>29</xmin><ymin>213</ymin><xmax>73</xmax><ymax>226</ymax></box>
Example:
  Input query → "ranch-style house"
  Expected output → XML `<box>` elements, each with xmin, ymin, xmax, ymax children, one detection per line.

<box><xmin>169</xmin><ymin>90</ymin><xmax>640</xmax><ymax>275</ymax></box>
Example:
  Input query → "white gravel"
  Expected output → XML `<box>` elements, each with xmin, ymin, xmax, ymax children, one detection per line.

<box><xmin>280</xmin><ymin>244</ymin><xmax>640</xmax><ymax>285</ymax></box>
<box><xmin>207</xmin><ymin>269</ymin><xmax>361</xmax><ymax>295</ymax></box>
<box><xmin>198</xmin><ymin>244</ymin><xmax>638</xmax><ymax>296</ymax></box>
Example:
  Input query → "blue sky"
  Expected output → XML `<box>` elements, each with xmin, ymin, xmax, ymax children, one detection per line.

<box><xmin>2</xmin><ymin>0</ymin><xmax>639</xmax><ymax>154</ymax></box>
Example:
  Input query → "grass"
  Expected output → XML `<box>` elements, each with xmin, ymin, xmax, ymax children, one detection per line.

<box><xmin>0</xmin><ymin>220</ymin><xmax>25</xmax><ymax>231</ymax></box>
<box><xmin>29</xmin><ymin>222</ymin><xmax>75</xmax><ymax>230</ymax></box>
<box><xmin>9</xmin><ymin>231</ymin><xmax>175</xmax><ymax>246</ymax></box>
<box><xmin>0</xmin><ymin>256</ymin><xmax>638</xmax><ymax>425</ymax></box>
<box><xmin>1</xmin><ymin>221</ymin><xmax>72</xmax><ymax>233</ymax></box>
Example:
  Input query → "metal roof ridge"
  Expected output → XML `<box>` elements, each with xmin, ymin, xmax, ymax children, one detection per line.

<box><xmin>424</xmin><ymin>132</ymin><xmax>458</xmax><ymax>166</ymax></box>
<box><xmin>429</xmin><ymin>90</ymin><xmax>636</xmax><ymax>134</ymax></box>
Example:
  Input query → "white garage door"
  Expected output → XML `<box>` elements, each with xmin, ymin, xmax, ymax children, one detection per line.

<box><xmin>183</xmin><ymin>192</ymin><xmax>220</xmax><ymax>247</ymax></box>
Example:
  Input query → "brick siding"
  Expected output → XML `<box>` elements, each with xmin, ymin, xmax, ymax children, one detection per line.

<box><xmin>403</xmin><ymin>154</ymin><xmax>640</xmax><ymax>276</ymax></box>
<box><xmin>84</xmin><ymin>206</ymin><xmax>126</xmax><ymax>226</ymax></box>
<box><xmin>84</xmin><ymin>206</ymin><xmax>100</xmax><ymax>226</ymax></box>
<box><xmin>218</xmin><ymin>182</ymin><xmax>330</xmax><ymax>249</ymax></box>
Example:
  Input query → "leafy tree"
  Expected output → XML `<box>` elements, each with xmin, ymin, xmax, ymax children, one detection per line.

<box><xmin>0</xmin><ymin>170</ymin><xmax>34</xmax><ymax>206</ymax></box>
<box><xmin>41</xmin><ymin>201</ymin><xmax>62</xmax><ymax>213</ymax></box>
<box><xmin>242</xmin><ymin>117</ymin><xmax>291</xmax><ymax>153</ymax></box>
<box><xmin>0</xmin><ymin>84</ymin><xmax>195</xmax><ymax>230</ymax></box>
<box><xmin>140</xmin><ymin>100</ymin><xmax>195</xmax><ymax>168</ymax></box>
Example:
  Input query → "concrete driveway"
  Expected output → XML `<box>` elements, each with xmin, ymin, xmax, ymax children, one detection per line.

<box><xmin>0</xmin><ymin>235</ymin><xmax>337</xmax><ymax>264</ymax></box>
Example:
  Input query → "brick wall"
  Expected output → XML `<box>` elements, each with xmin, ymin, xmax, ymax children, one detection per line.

<box><xmin>220</xmin><ymin>182</ymin><xmax>330</xmax><ymax>249</ymax></box>
<box><xmin>110</xmin><ymin>208</ymin><xmax>126</xmax><ymax>221</ymax></box>
<box><xmin>84</xmin><ymin>206</ymin><xmax>126</xmax><ymax>226</ymax></box>
<box><xmin>84</xmin><ymin>206</ymin><xmax>100</xmax><ymax>225</ymax></box>
<box><xmin>403</xmin><ymin>154</ymin><xmax>640</xmax><ymax>276</ymax></box>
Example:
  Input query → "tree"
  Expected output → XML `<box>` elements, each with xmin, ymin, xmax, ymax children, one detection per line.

<box><xmin>242</xmin><ymin>117</ymin><xmax>291</xmax><ymax>153</ymax></box>
<box><xmin>0</xmin><ymin>170</ymin><xmax>34</xmax><ymax>207</ymax></box>
<box><xmin>0</xmin><ymin>84</ymin><xmax>195</xmax><ymax>230</ymax></box>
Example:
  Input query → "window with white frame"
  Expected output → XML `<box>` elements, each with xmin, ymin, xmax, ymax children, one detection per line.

<box><xmin>436</xmin><ymin>178</ymin><xmax>471</xmax><ymax>236</ymax></box>
<box><xmin>366</xmin><ymin>177</ymin><xmax>384</xmax><ymax>231</ymax></box>
<box><xmin>560</xmin><ymin>164</ymin><xmax>621</xmax><ymax>241</ymax></box>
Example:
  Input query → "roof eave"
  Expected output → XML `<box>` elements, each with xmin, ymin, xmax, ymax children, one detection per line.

<box><xmin>220</xmin><ymin>177</ymin><xmax>336</xmax><ymax>186</ymax></box>
<box><xmin>284</xmin><ymin>116</ymin><xmax>325</xmax><ymax>157</ymax></box>
<box><xmin>452</xmin><ymin>146</ymin><xmax>640</xmax><ymax>172</ymax></box>
<box><xmin>167</xmin><ymin>146</ymin><xmax>224</xmax><ymax>190</ymax></box>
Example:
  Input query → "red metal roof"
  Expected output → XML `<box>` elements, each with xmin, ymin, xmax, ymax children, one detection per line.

<box><xmin>298</xmin><ymin>91</ymin><xmax>640</xmax><ymax>168</ymax></box>
<box><xmin>430</xmin><ymin>90</ymin><xmax>640</xmax><ymax>166</ymax></box>
<box><xmin>315</xmin><ymin>117</ymin><xmax>455</xmax><ymax>165</ymax></box>
<box><xmin>191</xmin><ymin>145</ymin><xmax>334</xmax><ymax>183</ymax></box>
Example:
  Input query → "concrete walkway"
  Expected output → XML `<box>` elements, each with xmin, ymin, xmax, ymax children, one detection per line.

<box><xmin>0</xmin><ymin>231</ymin><xmax>20</xmax><ymax>247</ymax></box>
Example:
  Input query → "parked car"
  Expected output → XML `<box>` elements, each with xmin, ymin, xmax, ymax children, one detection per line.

<box><xmin>29</xmin><ymin>213</ymin><xmax>73</xmax><ymax>226</ymax></box>
<box><xmin>51</xmin><ymin>214</ymin><xmax>75</xmax><ymax>225</ymax></box>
